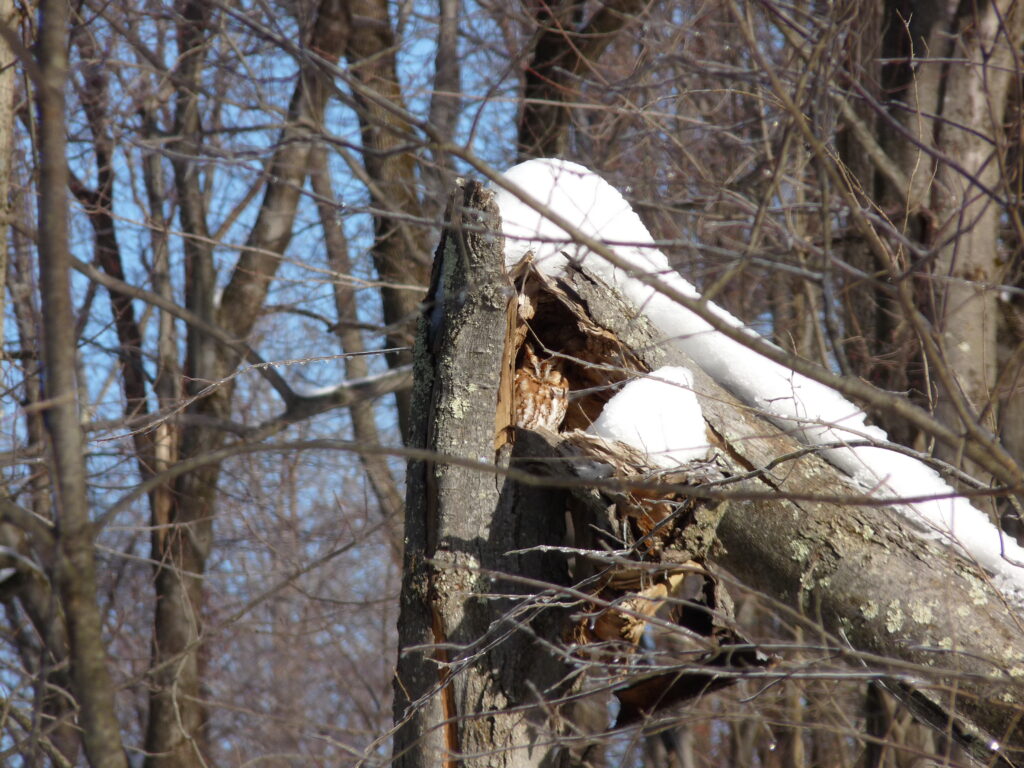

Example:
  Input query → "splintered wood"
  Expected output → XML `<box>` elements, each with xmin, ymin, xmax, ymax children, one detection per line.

<box><xmin>501</xmin><ymin>259</ymin><xmax>771</xmax><ymax>723</ymax></box>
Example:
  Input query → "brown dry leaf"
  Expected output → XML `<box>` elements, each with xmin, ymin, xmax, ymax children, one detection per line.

<box><xmin>588</xmin><ymin>570</ymin><xmax>689</xmax><ymax>646</ymax></box>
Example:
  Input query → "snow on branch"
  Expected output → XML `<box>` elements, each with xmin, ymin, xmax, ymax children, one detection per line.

<box><xmin>492</xmin><ymin>158</ymin><xmax>1024</xmax><ymax>595</ymax></box>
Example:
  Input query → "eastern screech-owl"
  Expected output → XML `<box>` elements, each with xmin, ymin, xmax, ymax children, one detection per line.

<box><xmin>514</xmin><ymin>343</ymin><xmax>568</xmax><ymax>431</ymax></box>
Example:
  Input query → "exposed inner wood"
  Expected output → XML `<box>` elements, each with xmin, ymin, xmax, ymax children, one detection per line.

<box><xmin>504</xmin><ymin>260</ymin><xmax>773</xmax><ymax>723</ymax></box>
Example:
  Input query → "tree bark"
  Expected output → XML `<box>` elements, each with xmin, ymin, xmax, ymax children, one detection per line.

<box><xmin>839</xmin><ymin>1</ymin><xmax>1024</xmax><ymax>482</ymax></box>
<box><xmin>0</xmin><ymin>0</ymin><xmax>15</xmax><ymax>347</ymax></box>
<box><xmin>343</xmin><ymin>0</ymin><xmax>431</xmax><ymax>438</ymax></box>
<box><xmin>5</xmin><ymin>179</ymin><xmax>83</xmax><ymax>767</ymax></box>
<box><xmin>425</xmin><ymin>0</ymin><xmax>461</xmax><ymax>196</ymax></box>
<box><xmin>928</xmin><ymin>1</ymin><xmax>1024</xmax><ymax>479</ymax></box>
<box><xmin>518</xmin><ymin>0</ymin><xmax>647</xmax><ymax>159</ymax></box>
<box><xmin>36</xmin><ymin>0</ymin><xmax>128</xmax><ymax>764</ymax></box>
<box><xmin>143</xmin><ymin>5</ymin><xmax>218</xmax><ymax>763</ymax></box>
<box><xmin>0</xmin><ymin>10</ymin><xmax>80</xmax><ymax>762</ymax></box>
<box><xmin>393</xmin><ymin>182</ymin><xmax>573</xmax><ymax>767</ymax></box>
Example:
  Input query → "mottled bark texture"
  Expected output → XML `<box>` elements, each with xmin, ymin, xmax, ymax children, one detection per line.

<box><xmin>394</xmin><ymin>182</ymin><xmax>574</xmax><ymax>768</ymax></box>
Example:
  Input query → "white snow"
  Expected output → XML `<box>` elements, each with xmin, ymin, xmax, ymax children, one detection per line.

<box><xmin>496</xmin><ymin>159</ymin><xmax>670</xmax><ymax>288</ymax></box>
<box><xmin>292</xmin><ymin>381</ymin><xmax>347</xmax><ymax>398</ymax></box>
<box><xmin>291</xmin><ymin>367</ymin><xmax>407</xmax><ymax>399</ymax></box>
<box><xmin>493</xmin><ymin>158</ymin><xmax>1024</xmax><ymax>594</ymax></box>
<box><xmin>587</xmin><ymin>367</ymin><xmax>711</xmax><ymax>468</ymax></box>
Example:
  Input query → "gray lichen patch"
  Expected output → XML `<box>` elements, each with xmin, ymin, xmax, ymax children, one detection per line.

<box><xmin>963</xmin><ymin>573</ymin><xmax>990</xmax><ymax>606</ymax></box>
<box><xmin>885</xmin><ymin>600</ymin><xmax>904</xmax><ymax>633</ymax></box>
<box><xmin>448</xmin><ymin>394</ymin><xmax>470</xmax><ymax>419</ymax></box>
<box><xmin>995</xmin><ymin>645</ymin><xmax>1024</xmax><ymax>669</ymax></box>
<box><xmin>789</xmin><ymin>539</ymin><xmax>811</xmax><ymax>563</ymax></box>
<box><xmin>446</xmin><ymin>382</ymin><xmax>483</xmax><ymax>420</ymax></box>
<box><xmin>909</xmin><ymin>599</ymin><xmax>935</xmax><ymax>625</ymax></box>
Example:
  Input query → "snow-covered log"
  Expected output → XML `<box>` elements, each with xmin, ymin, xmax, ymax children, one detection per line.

<box><xmin>488</xmin><ymin>159</ymin><xmax>1024</xmax><ymax>761</ymax></box>
<box><xmin>493</xmin><ymin>159</ymin><xmax>1024</xmax><ymax>593</ymax></box>
<box><xmin>556</xmin><ymin>257</ymin><xmax>1024</xmax><ymax>761</ymax></box>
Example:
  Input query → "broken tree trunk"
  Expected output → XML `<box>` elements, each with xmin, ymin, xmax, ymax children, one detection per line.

<box><xmin>393</xmin><ymin>181</ymin><xmax>756</xmax><ymax>767</ymax></box>
<box><xmin>392</xmin><ymin>181</ymin><xmax>576</xmax><ymax>768</ymax></box>
<box><xmin>393</xmin><ymin>178</ymin><xmax>1024</xmax><ymax>767</ymax></box>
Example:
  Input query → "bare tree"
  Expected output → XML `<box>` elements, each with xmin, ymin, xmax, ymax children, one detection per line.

<box><xmin>35</xmin><ymin>0</ymin><xmax>128</xmax><ymax>764</ymax></box>
<box><xmin>4</xmin><ymin>0</ymin><xmax>418</xmax><ymax>764</ymax></box>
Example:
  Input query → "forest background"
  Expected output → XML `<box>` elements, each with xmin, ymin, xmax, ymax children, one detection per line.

<box><xmin>2</xmin><ymin>0</ymin><xmax>1024</xmax><ymax>766</ymax></box>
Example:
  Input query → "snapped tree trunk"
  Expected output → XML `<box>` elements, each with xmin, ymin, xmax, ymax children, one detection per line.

<box><xmin>393</xmin><ymin>181</ymin><xmax>574</xmax><ymax>768</ymax></box>
<box><xmin>393</xmin><ymin>180</ymin><xmax>771</xmax><ymax>765</ymax></box>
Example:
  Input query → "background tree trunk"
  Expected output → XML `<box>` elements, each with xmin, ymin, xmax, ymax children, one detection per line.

<box><xmin>36</xmin><ymin>1</ymin><xmax>128</xmax><ymax>764</ymax></box>
<box><xmin>145</xmin><ymin>3</ymin><xmax>351</xmax><ymax>764</ymax></box>
<box><xmin>927</xmin><ymin>1</ymin><xmax>1023</xmax><ymax>479</ymax></box>
<box><xmin>518</xmin><ymin>0</ymin><xmax>648</xmax><ymax>159</ymax></box>
<box><xmin>343</xmin><ymin>0</ymin><xmax>431</xmax><ymax>437</ymax></box>
<box><xmin>839</xmin><ymin>0</ymin><xmax>1024</xmax><ymax>484</ymax></box>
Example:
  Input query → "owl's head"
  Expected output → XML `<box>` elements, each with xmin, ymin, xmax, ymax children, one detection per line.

<box><xmin>522</xmin><ymin>342</ymin><xmax>562</xmax><ymax>379</ymax></box>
